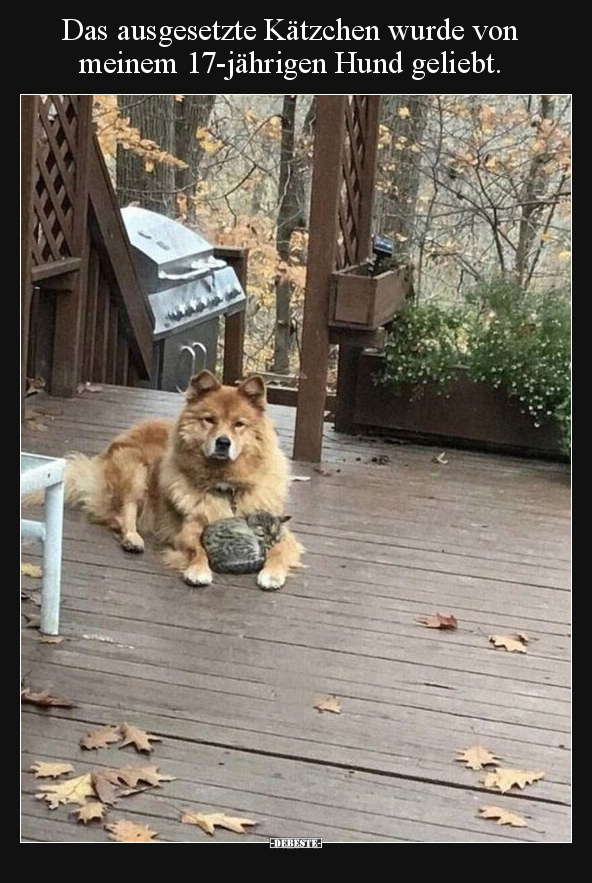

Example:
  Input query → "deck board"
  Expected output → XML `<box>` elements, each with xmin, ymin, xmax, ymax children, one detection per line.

<box><xmin>21</xmin><ymin>385</ymin><xmax>571</xmax><ymax>842</ymax></box>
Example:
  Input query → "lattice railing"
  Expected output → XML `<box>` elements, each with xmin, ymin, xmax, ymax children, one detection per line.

<box><xmin>32</xmin><ymin>96</ymin><xmax>80</xmax><ymax>266</ymax></box>
<box><xmin>335</xmin><ymin>96</ymin><xmax>378</xmax><ymax>270</ymax></box>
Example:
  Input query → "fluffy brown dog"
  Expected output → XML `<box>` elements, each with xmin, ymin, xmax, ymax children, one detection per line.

<box><xmin>62</xmin><ymin>371</ymin><xmax>303</xmax><ymax>590</ymax></box>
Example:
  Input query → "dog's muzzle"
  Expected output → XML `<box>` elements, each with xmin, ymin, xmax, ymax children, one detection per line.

<box><xmin>211</xmin><ymin>435</ymin><xmax>232</xmax><ymax>459</ymax></box>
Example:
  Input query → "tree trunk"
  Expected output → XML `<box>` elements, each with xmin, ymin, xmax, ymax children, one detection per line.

<box><xmin>174</xmin><ymin>95</ymin><xmax>216</xmax><ymax>226</ymax></box>
<box><xmin>515</xmin><ymin>95</ymin><xmax>555</xmax><ymax>287</ymax></box>
<box><xmin>374</xmin><ymin>96</ymin><xmax>429</xmax><ymax>266</ymax></box>
<box><xmin>116</xmin><ymin>95</ymin><xmax>176</xmax><ymax>216</ymax></box>
<box><xmin>272</xmin><ymin>96</ymin><xmax>314</xmax><ymax>375</ymax></box>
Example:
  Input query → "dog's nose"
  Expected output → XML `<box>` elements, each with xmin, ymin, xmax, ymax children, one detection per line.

<box><xmin>215</xmin><ymin>436</ymin><xmax>231</xmax><ymax>452</ymax></box>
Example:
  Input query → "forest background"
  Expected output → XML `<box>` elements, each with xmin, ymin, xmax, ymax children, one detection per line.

<box><xmin>93</xmin><ymin>94</ymin><xmax>571</xmax><ymax>387</ymax></box>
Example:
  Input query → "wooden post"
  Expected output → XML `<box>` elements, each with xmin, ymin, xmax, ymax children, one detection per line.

<box><xmin>334</xmin><ymin>97</ymin><xmax>381</xmax><ymax>434</ymax></box>
<box><xmin>293</xmin><ymin>97</ymin><xmax>347</xmax><ymax>463</ymax></box>
<box><xmin>21</xmin><ymin>96</ymin><xmax>37</xmax><ymax>417</ymax></box>
<box><xmin>215</xmin><ymin>246</ymin><xmax>248</xmax><ymax>385</ymax></box>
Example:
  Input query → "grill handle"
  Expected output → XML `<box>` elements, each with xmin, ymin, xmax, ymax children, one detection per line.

<box><xmin>159</xmin><ymin>267</ymin><xmax>206</xmax><ymax>282</ymax></box>
<box><xmin>176</xmin><ymin>343</ymin><xmax>208</xmax><ymax>393</ymax></box>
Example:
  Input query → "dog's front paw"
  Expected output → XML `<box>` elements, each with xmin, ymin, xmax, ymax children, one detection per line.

<box><xmin>183</xmin><ymin>564</ymin><xmax>213</xmax><ymax>587</ymax></box>
<box><xmin>121</xmin><ymin>532</ymin><xmax>145</xmax><ymax>553</ymax></box>
<box><xmin>257</xmin><ymin>568</ymin><xmax>286</xmax><ymax>592</ymax></box>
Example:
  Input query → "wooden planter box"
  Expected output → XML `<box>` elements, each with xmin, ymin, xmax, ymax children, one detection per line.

<box><xmin>352</xmin><ymin>352</ymin><xmax>565</xmax><ymax>459</ymax></box>
<box><xmin>330</xmin><ymin>264</ymin><xmax>410</xmax><ymax>329</ymax></box>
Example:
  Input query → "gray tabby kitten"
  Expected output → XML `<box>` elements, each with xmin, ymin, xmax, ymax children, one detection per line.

<box><xmin>201</xmin><ymin>511</ymin><xmax>291</xmax><ymax>574</ymax></box>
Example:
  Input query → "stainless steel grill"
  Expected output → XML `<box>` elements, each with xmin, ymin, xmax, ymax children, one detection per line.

<box><xmin>121</xmin><ymin>206</ymin><xmax>246</xmax><ymax>391</ymax></box>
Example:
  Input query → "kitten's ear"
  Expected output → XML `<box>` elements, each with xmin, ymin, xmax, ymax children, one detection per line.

<box><xmin>280</xmin><ymin>515</ymin><xmax>292</xmax><ymax>523</ymax></box>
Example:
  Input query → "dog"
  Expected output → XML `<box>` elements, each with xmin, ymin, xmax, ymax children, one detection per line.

<box><xmin>58</xmin><ymin>370</ymin><xmax>303</xmax><ymax>590</ymax></box>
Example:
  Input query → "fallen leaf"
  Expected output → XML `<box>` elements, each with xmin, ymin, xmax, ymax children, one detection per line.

<box><xmin>489</xmin><ymin>633</ymin><xmax>528</xmax><ymax>653</ymax></box>
<box><xmin>478</xmin><ymin>805</ymin><xmax>528</xmax><ymax>827</ymax></box>
<box><xmin>92</xmin><ymin>766</ymin><xmax>176</xmax><ymax>804</ymax></box>
<box><xmin>314</xmin><ymin>695</ymin><xmax>342</xmax><ymax>714</ymax></box>
<box><xmin>38</xmin><ymin>635</ymin><xmax>64</xmax><ymax>644</ymax></box>
<box><xmin>432</xmin><ymin>452</ymin><xmax>449</xmax><ymax>464</ymax></box>
<box><xmin>417</xmin><ymin>613</ymin><xmax>458</xmax><ymax>630</ymax></box>
<box><xmin>181</xmin><ymin>811</ymin><xmax>258</xmax><ymax>836</ymax></box>
<box><xmin>36</xmin><ymin>773</ymin><xmax>95</xmax><ymax>809</ymax></box>
<box><xmin>291</xmin><ymin>475</ymin><xmax>311</xmax><ymax>482</ymax></box>
<box><xmin>456</xmin><ymin>745</ymin><xmax>501</xmax><ymax>770</ymax></box>
<box><xmin>80</xmin><ymin>725</ymin><xmax>123</xmax><ymax>750</ymax></box>
<box><xmin>23</xmin><ymin>613</ymin><xmax>41</xmax><ymax>629</ymax></box>
<box><xmin>77</xmin><ymin>382</ymin><xmax>104</xmax><ymax>394</ymax></box>
<box><xmin>118</xmin><ymin>723</ymin><xmax>162</xmax><ymax>753</ymax></box>
<box><xmin>21</xmin><ymin>562</ymin><xmax>43</xmax><ymax>578</ymax></box>
<box><xmin>21</xmin><ymin>688</ymin><xmax>76</xmax><ymax>708</ymax></box>
<box><xmin>21</xmin><ymin>589</ymin><xmax>41</xmax><ymax>605</ymax></box>
<box><xmin>75</xmin><ymin>801</ymin><xmax>108</xmax><ymax>824</ymax></box>
<box><xmin>481</xmin><ymin>768</ymin><xmax>545</xmax><ymax>794</ymax></box>
<box><xmin>313</xmin><ymin>466</ymin><xmax>333</xmax><ymax>476</ymax></box>
<box><xmin>24</xmin><ymin>417</ymin><xmax>48</xmax><ymax>431</ymax></box>
<box><xmin>106</xmin><ymin>819</ymin><xmax>158</xmax><ymax>842</ymax></box>
<box><xmin>30</xmin><ymin>761</ymin><xmax>75</xmax><ymax>778</ymax></box>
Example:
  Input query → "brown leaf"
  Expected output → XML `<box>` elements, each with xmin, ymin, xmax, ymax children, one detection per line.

<box><xmin>478</xmin><ymin>805</ymin><xmax>528</xmax><ymax>827</ymax></box>
<box><xmin>21</xmin><ymin>687</ymin><xmax>76</xmax><ymax>708</ymax></box>
<box><xmin>481</xmin><ymin>768</ymin><xmax>545</xmax><ymax>794</ymax></box>
<box><xmin>314</xmin><ymin>695</ymin><xmax>342</xmax><ymax>714</ymax></box>
<box><xmin>30</xmin><ymin>761</ymin><xmax>75</xmax><ymax>778</ymax></box>
<box><xmin>21</xmin><ymin>589</ymin><xmax>41</xmax><ymax>606</ymax></box>
<box><xmin>417</xmin><ymin>613</ymin><xmax>458</xmax><ymax>630</ymax></box>
<box><xmin>36</xmin><ymin>773</ymin><xmax>95</xmax><ymax>809</ymax></box>
<box><xmin>77</xmin><ymin>382</ymin><xmax>104</xmax><ymax>394</ymax></box>
<box><xmin>23</xmin><ymin>613</ymin><xmax>41</xmax><ymax>629</ymax></box>
<box><xmin>106</xmin><ymin>819</ymin><xmax>158</xmax><ymax>842</ymax></box>
<box><xmin>489</xmin><ymin>633</ymin><xmax>528</xmax><ymax>653</ymax></box>
<box><xmin>76</xmin><ymin>801</ymin><xmax>108</xmax><ymax>824</ymax></box>
<box><xmin>92</xmin><ymin>765</ymin><xmax>176</xmax><ymax>803</ymax></box>
<box><xmin>24</xmin><ymin>417</ymin><xmax>48</xmax><ymax>431</ymax></box>
<box><xmin>456</xmin><ymin>745</ymin><xmax>501</xmax><ymax>770</ymax></box>
<box><xmin>80</xmin><ymin>725</ymin><xmax>123</xmax><ymax>750</ymax></box>
<box><xmin>118</xmin><ymin>722</ymin><xmax>162</xmax><ymax>753</ymax></box>
<box><xmin>432</xmin><ymin>452</ymin><xmax>449</xmax><ymax>464</ymax></box>
<box><xmin>21</xmin><ymin>562</ymin><xmax>43</xmax><ymax>578</ymax></box>
<box><xmin>181</xmin><ymin>811</ymin><xmax>258</xmax><ymax>836</ymax></box>
<box><xmin>38</xmin><ymin>635</ymin><xmax>64</xmax><ymax>644</ymax></box>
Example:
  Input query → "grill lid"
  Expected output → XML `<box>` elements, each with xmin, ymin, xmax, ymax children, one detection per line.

<box><xmin>121</xmin><ymin>206</ymin><xmax>214</xmax><ymax>269</ymax></box>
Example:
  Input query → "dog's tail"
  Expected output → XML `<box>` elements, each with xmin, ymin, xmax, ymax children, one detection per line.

<box><xmin>22</xmin><ymin>452</ymin><xmax>105</xmax><ymax>517</ymax></box>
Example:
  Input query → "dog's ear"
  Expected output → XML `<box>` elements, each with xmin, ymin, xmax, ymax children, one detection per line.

<box><xmin>186</xmin><ymin>370</ymin><xmax>221</xmax><ymax>402</ymax></box>
<box><xmin>237</xmin><ymin>374</ymin><xmax>267</xmax><ymax>410</ymax></box>
<box><xmin>280</xmin><ymin>515</ymin><xmax>292</xmax><ymax>524</ymax></box>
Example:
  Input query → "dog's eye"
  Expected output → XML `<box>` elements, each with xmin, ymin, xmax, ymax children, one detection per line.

<box><xmin>202</xmin><ymin>415</ymin><xmax>216</xmax><ymax>425</ymax></box>
<box><xmin>234</xmin><ymin>419</ymin><xmax>247</xmax><ymax>428</ymax></box>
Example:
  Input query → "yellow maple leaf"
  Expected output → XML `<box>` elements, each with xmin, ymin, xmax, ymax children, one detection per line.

<box><xmin>30</xmin><ymin>761</ymin><xmax>75</xmax><ymax>778</ymax></box>
<box><xmin>76</xmin><ymin>801</ymin><xmax>108</xmax><ymax>824</ymax></box>
<box><xmin>106</xmin><ymin>819</ymin><xmax>158</xmax><ymax>842</ymax></box>
<box><xmin>456</xmin><ymin>745</ymin><xmax>501</xmax><ymax>770</ymax></box>
<box><xmin>118</xmin><ymin>722</ymin><xmax>162</xmax><ymax>753</ymax></box>
<box><xmin>36</xmin><ymin>773</ymin><xmax>95</xmax><ymax>809</ymax></box>
<box><xmin>314</xmin><ymin>694</ymin><xmax>342</xmax><ymax>713</ymax></box>
<box><xmin>398</xmin><ymin>106</ymin><xmax>411</xmax><ymax>119</ymax></box>
<box><xmin>181</xmin><ymin>811</ymin><xmax>258</xmax><ymax>836</ymax></box>
<box><xmin>481</xmin><ymin>768</ymin><xmax>545</xmax><ymax>794</ymax></box>
<box><xmin>80</xmin><ymin>725</ymin><xmax>123</xmax><ymax>750</ymax></box>
<box><xmin>21</xmin><ymin>562</ymin><xmax>42</xmax><ymax>578</ymax></box>
<box><xmin>479</xmin><ymin>805</ymin><xmax>527</xmax><ymax>827</ymax></box>
<box><xmin>489</xmin><ymin>633</ymin><xmax>528</xmax><ymax>653</ymax></box>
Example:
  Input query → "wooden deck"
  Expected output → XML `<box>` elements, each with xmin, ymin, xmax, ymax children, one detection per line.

<box><xmin>21</xmin><ymin>385</ymin><xmax>571</xmax><ymax>843</ymax></box>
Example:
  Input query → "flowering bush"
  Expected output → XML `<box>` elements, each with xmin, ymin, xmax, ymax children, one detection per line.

<box><xmin>377</xmin><ymin>280</ymin><xmax>571</xmax><ymax>455</ymax></box>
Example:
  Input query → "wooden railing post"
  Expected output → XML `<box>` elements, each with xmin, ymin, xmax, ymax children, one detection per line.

<box><xmin>293</xmin><ymin>97</ymin><xmax>347</xmax><ymax>463</ymax></box>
